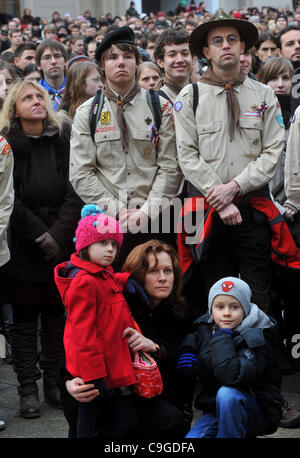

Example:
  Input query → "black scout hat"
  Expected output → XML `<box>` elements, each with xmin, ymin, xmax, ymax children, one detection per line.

<box><xmin>95</xmin><ymin>26</ymin><xmax>135</xmax><ymax>62</ymax></box>
<box><xmin>189</xmin><ymin>8</ymin><xmax>258</xmax><ymax>59</ymax></box>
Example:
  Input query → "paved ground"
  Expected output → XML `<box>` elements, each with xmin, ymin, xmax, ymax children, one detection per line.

<box><xmin>1</xmin><ymin>357</ymin><xmax>300</xmax><ymax>439</ymax></box>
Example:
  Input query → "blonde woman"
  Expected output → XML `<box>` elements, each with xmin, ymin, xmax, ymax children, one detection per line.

<box><xmin>0</xmin><ymin>80</ymin><xmax>82</xmax><ymax>419</ymax></box>
<box><xmin>137</xmin><ymin>61</ymin><xmax>161</xmax><ymax>90</ymax></box>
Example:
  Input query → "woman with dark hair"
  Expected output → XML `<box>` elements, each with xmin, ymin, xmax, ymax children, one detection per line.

<box><xmin>253</xmin><ymin>31</ymin><xmax>279</xmax><ymax>75</ymax></box>
<box><xmin>22</xmin><ymin>63</ymin><xmax>42</xmax><ymax>83</ymax></box>
<box><xmin>58</xmin><ymin>240</ymin><xmax>192</xmax><ymax>438</ymax></box>
<box><xmin>0</xmin><ymin>80</ymin><xmax>82</xmax><ymax>419</ymax></box>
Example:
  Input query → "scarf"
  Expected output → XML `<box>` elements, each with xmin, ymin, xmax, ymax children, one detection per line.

<box><xmin>235</xmin><ymin>303</ymin><xmax>273</xmax><ymax>333</ymax></box>
<box><xmin>104</xmin><ymin>82</ymin><xmax>140</xmax><ymax>151</ymax></box>
<box><xmin>164</xmin><ymin>76</ymin><xmax>185</xmax><ymax>96</ymax></box>
<box><xmin>200</xmin><ymin>67</ymin><xmax>245</xmax><ymax>140</ymax></box>
<box><xmin>39</xmin><ymin>78</ymin><xmax>65</xmax><ymax>112</ymax></box>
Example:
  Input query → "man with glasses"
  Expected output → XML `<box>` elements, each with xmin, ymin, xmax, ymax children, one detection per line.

<box><xmin>174</xmin><ymin>9</ymin><xmax>285</xmax><ymax>316</ymax></box>
<box><xmin>35</xmin><ymin>40</ymin><xmax>67</xmax><ymax>111</ymax></box>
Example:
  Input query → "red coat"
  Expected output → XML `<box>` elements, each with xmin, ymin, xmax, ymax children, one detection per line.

<box><xmin>54</xmin><ymin>253</ymin><xmax>137</xmax><ymax>388</ymax></box>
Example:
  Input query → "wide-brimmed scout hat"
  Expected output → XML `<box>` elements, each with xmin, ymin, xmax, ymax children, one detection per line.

<box><xmin>189</xmin><ymin>8</ymin><xmax>258</xmax><ymax>58</ymax></box>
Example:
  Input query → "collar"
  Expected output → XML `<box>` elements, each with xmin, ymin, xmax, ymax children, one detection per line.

<box><xmin>39</xmin><ymin>77</ymin><xmax>66</xmax><ymax>94</ymax></box>
<box><xmin>70</xmin><ymin>252</ymin><xmax>114</xmax><ymax>276</ymax></box>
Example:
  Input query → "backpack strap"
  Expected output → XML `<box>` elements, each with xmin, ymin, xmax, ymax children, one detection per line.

<box><xmin>146</xmin><ymin>89</ymin><xmax>162</xmax><ymax>132</ymax></box>
<box><xmin>157</xmin><ymin>89</ymin><xmax>173</xmax><ymax>105</ymax></box>
<box><xmin>89</xmin><ymin>89</ymin><xmax>105</xmax><ymax>143</ymax></box>
<box><xmin>192</xmin><ymin>82</ymin><xmax>199</xmax><ymax>115</ymax></box>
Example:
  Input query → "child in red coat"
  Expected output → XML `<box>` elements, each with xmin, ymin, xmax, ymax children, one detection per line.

<box><xmin>55</xmin><ymin>204</ymin><xmax>140</xmax><ymax>437</ymax></box>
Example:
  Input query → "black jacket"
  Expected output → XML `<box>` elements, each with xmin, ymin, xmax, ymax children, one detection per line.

<box><xmin>4</xmin><ymin>122</ymin><xmax>82</xmax><ymax>300</ymax></box>
<box><xmin>180</xmin><ymin>313</ymin><xmax>284</xmax><ymax>435</ymax></box>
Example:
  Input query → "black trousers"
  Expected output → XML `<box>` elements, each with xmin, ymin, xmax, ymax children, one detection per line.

<box><xmin>184</xmin><ymin>204</ymin><xmax>272</xmax><ymax>316</ymax></box>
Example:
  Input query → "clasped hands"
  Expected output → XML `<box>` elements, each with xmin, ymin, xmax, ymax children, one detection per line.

<box><xmin>206</xmin><ymin>181</ymin><xmax>242</xmax><ymax>226</ymax></box>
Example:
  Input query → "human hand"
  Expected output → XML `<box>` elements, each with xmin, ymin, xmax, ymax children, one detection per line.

<box><xmin>176</xmin><ymin>352</ymin><xmax>197</xmax><ymax>380</ymax></box>
<box><xmin>217</xmin><ymin>203</ymin><xmax>242</xmax><ymax>225</ymax></box>
<box><xmin>65</xmin><ymin>377</ymin><xmax>100</xmax><ymax>403</ymax></box>
<box><xmin>35</xmin><ymin>232</ymin><xmax>61</xmax><ymax>260</ymax></box>
<box><xmin>206</xmin><ymin>181</ymin><xmax>240</xmax><ymax>211</ymax></box>
<box><xmin>122</xmin><ymin>327</ymin><xmax>156</xmax><ymax>353</ymax></box>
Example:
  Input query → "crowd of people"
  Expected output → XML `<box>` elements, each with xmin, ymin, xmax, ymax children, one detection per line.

<box><xmin>0</xmin><ymin>0</ymin><xmax>300</xmax><ymax>439</ymax></box>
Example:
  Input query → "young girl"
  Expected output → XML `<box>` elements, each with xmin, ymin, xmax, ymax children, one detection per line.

<box><xmin>177</xmin><ymin>276</ymin><xmax>284</xmax><ymax>438</ymax></box>
<box><xmin>54</xmin><ymin>204</ymin><xmax>139</xmax><ymax>438</ymax></box>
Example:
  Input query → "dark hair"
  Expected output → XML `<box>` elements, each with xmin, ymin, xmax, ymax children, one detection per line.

<box><xmin>35</xmin><ymin>39</ymin><xmax>67</xmax><ymax>66</ymax></box>
<box><xmin>278</xmin><ymin>25</ymin><xmax>300</xmax><ymax>49</ymax></box>
<box><xmin>22</xmin><ymin>62</ymin><xmax>41</xmax><ymax>78</ymax></box>
<box><xmin>139</xmin><ymin>32</ymin><xmax>159</xmax><ymax>50</ymax></box>
<box><xmin>255</xmin><ymin>31</ymin><xmax>278</xmax><ymax>51</ymax></box>
<box><xmin>79</xmin><ymin>247</ymin><xmax>89</xmax><ymax>261</ymax></box>
<box><xmin>14</xmin><ymin>41</ymin><xmax>36</xmax><ymax>58</ymax></box>
<box><xmin>99</xmin><ymin>42</ymin><xmax>140</xmax><ymax>80</ymax></box>
<box><xmin>153</xmin><ymin>28</ymin><xmax>190</xmax><ymax>62</ymax></box>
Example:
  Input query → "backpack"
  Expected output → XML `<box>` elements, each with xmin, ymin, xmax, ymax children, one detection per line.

<box><xmin>89</xmin><ymin>84</ymin><xmax>200</xmax><ymax>143</ymax></box>
<box><xmin>89</xmin><ymin>88</ymin><xmax>163</xmax><ymax>143</ymax></box>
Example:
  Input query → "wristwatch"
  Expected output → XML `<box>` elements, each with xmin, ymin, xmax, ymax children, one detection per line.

<box><xmin>154</xmin><ymin>343</ymin><xmax>160</xmax><ymax>356</ymax></box>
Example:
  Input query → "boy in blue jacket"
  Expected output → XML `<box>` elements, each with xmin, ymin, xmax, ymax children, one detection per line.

<box><xmin>177</xmin><ymin>277</ymin><xmax>284</xmax><ymax>438</ymax></box>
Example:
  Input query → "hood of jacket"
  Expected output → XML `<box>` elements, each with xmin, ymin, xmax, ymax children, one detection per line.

<box><xmin>54</xmin><ymin>252</ymin><xmax>114</xmax><ymax>305</ymax></box>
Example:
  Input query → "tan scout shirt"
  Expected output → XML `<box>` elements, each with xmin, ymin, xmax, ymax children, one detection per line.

<box><xmin>284</xmin><ymin>105</ymin><xmax>300</xmax><ymax>210</ymax></box>
<box><xmin>174</xmin><ymin>77</ymin><xmax>285</xmax><ymax>196</ymax></box>
<box><xmin>70</xmin><ymin>88</ymin><xmax>182</xmax><ymax>219</ymax></box>
<box><xmin>0</xmin><ymin>137</ymin><xmax>14</xmax><ymax>266</ymax></box>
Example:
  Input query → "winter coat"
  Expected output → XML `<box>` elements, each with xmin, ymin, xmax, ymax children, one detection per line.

<box><xmin>3</xmin><ymin>122</ymin><xmax>82</xmax><ymax>299</ymax></box>
<box><xmin>180</xmin><ymin>313</ymin><xmax>284</xmax><ymax>435</ymax></box>
<box><xmin>54</xmin><ymin>253</ymin><xmax>137</xmax><ymax>388</ymax></box>
<box><xmin>125</xmin><ymin>292</ymin><xmax>193</xmax><ymax>404</ymax></box>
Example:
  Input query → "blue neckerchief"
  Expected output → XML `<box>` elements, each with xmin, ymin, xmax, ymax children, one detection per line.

<box><xmin>39</xmin><ymin>78</ymin><xmax>65</xmax><ymax>111</ymax></box>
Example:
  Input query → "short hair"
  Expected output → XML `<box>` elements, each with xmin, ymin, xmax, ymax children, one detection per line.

<box><xmin>35</xmin><ymin>39</ymin><xmax>67</xmax><ymax>66</ymax></box>
<box><xmin>43</xmin><ymin>24</ymin><xmax>57</xmax><ymax>33</ymax></box>
<box><xmin>9</xmin><ymin>29</ymin><xmax>22</xmax><ymax>38</ymax></box>
<box><xmin>14</xmin><ymin>42</ymin><xmax>36</xmax><ymax>58</ymax></box>
<box><xmin>153</xmin><ymin>28</ymin><xmax>190</xmax><ymax>62</ymax></box>
<box><xmin>99</xmin><ymin>42</ymin><xmax>140</xmax><ymax>80</ymax></box>
<box><xmin>0</xmin><ymin>60</ymin><xmax>19</xmax><ymax>80</ymax></box>
<box><xmin>139</xmin><ymin>32</ymin><xmax>159</xmax><ymax>49</ymax></box>
<box><xmin>70</xmin><ymin>35</ymin><xmax>84</xmax><ymax>45</ymax></box>
<box><xmin>278</xmin><ymin>25</ymin><xmax>300</xmax><ymax>48</ymax></box>
<box><xmin>22</xmin><ymin>63</ymin><xmax>41</xmax><ymax>78</ymax></box>
<box><xmin>257</xmin><ymin>56</ymin><xmax>293</xmax><ymax>84</ymax></box>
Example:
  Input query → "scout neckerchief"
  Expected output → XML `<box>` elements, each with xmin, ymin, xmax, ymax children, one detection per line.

<box><xmin>163</xmin><ymin>76</ymin><xmax>185</xmax><ymax>96</ymax></box>
<box><xmin>200</xmin><ymin>67</ymin><xmax>245</xmax><ymax>140</ymax></box>
<box><xmin>104</xmin><ymin>82</ymin><xmax>140</xmax><ymax>151</ymax></box>
<box><xmin>39</xmin><ymin>78</ymin><xmax>65</xmax><ymax>112</ymax></box>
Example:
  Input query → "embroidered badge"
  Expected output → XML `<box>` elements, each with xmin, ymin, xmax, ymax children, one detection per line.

<box><xmin>245</xmin><ymin>102</ymin><xmax>269</xmax><ymax>118</ymax></box>
<box><xmin>276</xmin><ymin>115</ymin><xmax>285</xmax><ymax>128</ymax></box>
<box><xmin>291</xmin><ymin>113</ymin><xmax>296</xmax><ymax>124</ymax></box>
<box><xmin>144</xmin><ymin>147</ymin><xmax>151</xmax><ymax>158</ymax></box>
<box><xmin>96</xmin><ymin>126</ymin><xmax>115</xmax><ymax>133</ymax></box>
<box><xmin>1</xmin><ymin>143</ymin><xmax>11</xmax><ymax>155</ymax></box>
<box><xmin>244</xmin><ymin>349</ymin><xmax>254</xmax><ymax>360</ymax></box>
<box><xmin>222</xmin><ymin>281</ymin><xmax>234</xmax><ymax>292</ymax></box>
<box><xmin>145</xmin><ymin>117</ymin><xmax>152</xmax><ymax>125</ymax></box>
<box><xmin>174</xmin><ymin>101</ymin><xmax>182</xmax><ymax>112</ymax></box>
<box><xmin>100</xmin><ymin>111</ymin><xmax>111</xmax><ymax>125</ymax></box>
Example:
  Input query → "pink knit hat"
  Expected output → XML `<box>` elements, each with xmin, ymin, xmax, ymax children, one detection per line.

<box><xmin>74</xmin><ymin>204</ymin><xmax>123</xmax><ymax>252</ymax></box>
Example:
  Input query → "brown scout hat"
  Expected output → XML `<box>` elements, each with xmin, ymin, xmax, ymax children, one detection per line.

<box><xmin>189</xmin><ymin>8</ymin><xmax>258</xmax><ymax>58</ymax></box>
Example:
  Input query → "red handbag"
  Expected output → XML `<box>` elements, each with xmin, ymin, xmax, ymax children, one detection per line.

<box><xmin>132</xmin><ymin>351</ymin><xmax>163</xmax><ymax>399</ymax></box>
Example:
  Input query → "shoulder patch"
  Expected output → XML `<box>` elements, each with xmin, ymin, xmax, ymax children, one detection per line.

<box><xmin>174</xmin><ymin>101</ymin><xmax>183</xmax><ymax>112</ymax></box>
<box><xmin>276</xmin><ymin>114</ymin><xmax>285</xmax><ymax>128</ymax></box>
<box><xmin>291</xmin><ymin>113</ymin><xmax>296</xmax><ymax>124</ymax></box>
<box><xmin>1</xmin><ymin>142</ymin><xmax>11</xmax><ymax>156</ymax></box>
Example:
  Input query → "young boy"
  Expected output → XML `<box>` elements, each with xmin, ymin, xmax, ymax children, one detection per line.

<box><xmin>177</xmin><ymin>276</ymin><xmax>284</xmax><ymax>438</ymax></box>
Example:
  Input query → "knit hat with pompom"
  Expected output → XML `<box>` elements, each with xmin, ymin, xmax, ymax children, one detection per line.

<box><xmin>73</xmin><ymin>204</ymin><xmax>123</xmax><ymax>252</ymax></box>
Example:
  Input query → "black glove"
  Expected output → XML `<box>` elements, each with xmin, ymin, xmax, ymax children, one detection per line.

<box><xmin>127</xmin><ymin>277</ymin><xmax>150</xmax><ymax>306</ymax></box>
<box><xmin>176</xmin><ymin>352</ymin><xmax>197</xmax><ymax>381</ymax></box>
<box><xmin>85</xmin><ymin>378</ymin><xmax>107</xmax><ymax>398</ymax></box>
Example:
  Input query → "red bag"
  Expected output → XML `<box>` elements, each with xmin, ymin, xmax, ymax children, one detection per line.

<box><xmin>132</xmin><ymin>351</ymin><xmax>163</xmax><ymax>399</ymax></box>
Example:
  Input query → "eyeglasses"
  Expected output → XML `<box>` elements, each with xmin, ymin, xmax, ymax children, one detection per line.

<box><xmin>41</xmin><ymin>53</ymin><xmax>64</xmax><ymax>62</ymax></box>
<box><xmin>207</xmin><ymin>34</ymin><xmax>240</xmax><ymax>48</ymax></box>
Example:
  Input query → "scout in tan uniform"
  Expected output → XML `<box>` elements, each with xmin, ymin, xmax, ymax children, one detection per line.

<box><xmin>174</xmin><ymin>9</ymin><xmax>285</xmax><ymax>313</ymax></box>
<box><xmin>70</xmin><ymin>27</ymin><xmax>182</xmax><ymax>264</ymax></box>
<box><xmin>154</xmin><ymin>28</ymin><xmax>194</xmax><ymax>104</ymax></box>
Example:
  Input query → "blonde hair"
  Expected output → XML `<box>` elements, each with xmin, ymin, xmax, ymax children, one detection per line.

<box><xmin>0</xmin><ymin>79</ymin><xmax>61</xmax><ymax>134</ymax></box>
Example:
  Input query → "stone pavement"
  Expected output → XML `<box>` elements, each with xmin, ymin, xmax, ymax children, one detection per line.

<box><xmin>1</xmin><ymin>357</ymin><xmax>300</xmax><ymax>439</ymax></box>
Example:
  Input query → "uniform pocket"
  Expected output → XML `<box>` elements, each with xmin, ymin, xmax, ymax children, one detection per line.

<box><xmin>132</xmin><ymin>128</ymin><xmax>156</xmax><ymax>166</ymax></box>
<box><xmin>95</xmin><ymin>130</ymin><xmax>123</xmax><ymax>168</ymax></box>
<box><xmin>239</xmin><ymin>117</ymin><xmax>263</xmax><ymax>158</ymax></box>
<box><xmin>197</xmin><ymin>120</ymin><xmax>221</xmax><ymax>161</ymax></box>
